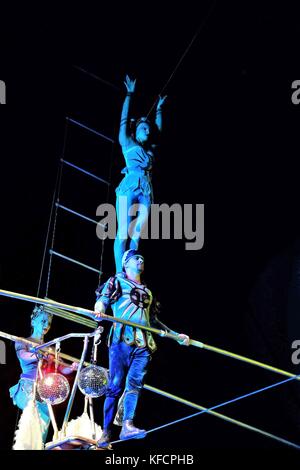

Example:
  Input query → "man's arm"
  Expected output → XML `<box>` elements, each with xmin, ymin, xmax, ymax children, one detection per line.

<box><xmin>119</xmin><ymin>75</ymin><xmax>136</xmax><ymax>147</ymax></box>
<box><xmin>150</xmin><ymin>301</ymin><xmax>190</xmax><ymax>346</ymax></box>
<box><xmin>94</xmin><ymin>276</ymin><xmax>121</xmax><ymax>320</ymax></box>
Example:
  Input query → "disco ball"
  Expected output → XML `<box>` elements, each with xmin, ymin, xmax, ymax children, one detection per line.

<box><xmin>78</xmin><ymin>365</ymin><xmax>108</xmax><ymax>398</ymax></box>
<box><xmin>37</xmin><ymin>372</ymin><xmax>70</xmax><ymax>405</ymax></box>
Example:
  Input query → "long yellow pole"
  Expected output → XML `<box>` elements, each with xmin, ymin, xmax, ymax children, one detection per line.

<box><xmin>0</xmin><ymin>289</ymin><xmax>182</xmax><ymax>340</ymax></box>
<box><xmin>1</xmin><ymin>288</ymin><xmax>299</xmax><ymax>383</ymax></box>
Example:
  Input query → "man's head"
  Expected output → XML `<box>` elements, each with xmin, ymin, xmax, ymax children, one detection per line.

<box><xmin>135</xmin><ymin>117</ymin><xmax>152</xmax><ymax>144</ymax></box>
<box><xmin>122</xmin><ymin>249</ymin><xmax>145</xmax><ymax>275</ymax></box>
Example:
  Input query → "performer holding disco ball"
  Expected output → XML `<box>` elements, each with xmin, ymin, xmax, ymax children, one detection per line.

<box><xmin>9</xmin><ymin>305</ymin><xmax>78</xmax><ymax>446</ymax></box>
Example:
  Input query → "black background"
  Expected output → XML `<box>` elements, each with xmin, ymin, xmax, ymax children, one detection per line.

<box><xmin>1</xmin><ymin>0</ymin><xmax>300</xmax><ymax>462</ymax></box>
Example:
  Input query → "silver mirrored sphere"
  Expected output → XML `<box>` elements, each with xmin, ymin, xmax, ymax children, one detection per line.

<box><xmin>37</xmin><ymin>372</ymin><xmax>70</xmax><ymax>405</ymax></box>
<box><xmin>78</xmin><ymin>365</ymin><xmax>108</xmax><ymax>398</ymax></box>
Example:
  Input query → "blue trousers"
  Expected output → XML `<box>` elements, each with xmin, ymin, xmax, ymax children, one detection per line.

<box><xmin>103</xmin><ymin>342</ymin><xmax>151</xmax><ymax>431</ymax></box>
<box><xmin>114</xmin><ymin>191</ymin><xmax>151</xmax><ymax>272</ymax></box>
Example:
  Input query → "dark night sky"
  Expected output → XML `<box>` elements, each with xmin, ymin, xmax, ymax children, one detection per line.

<box><xmin>1</xmin><ymin>0</ymin><xmax>300</xmax><ymax>462</ymax></box>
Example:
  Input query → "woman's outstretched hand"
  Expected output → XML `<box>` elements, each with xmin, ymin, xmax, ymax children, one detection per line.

<box><xmin>156</xmin><ymin>95</ymin><xmax>167</xmax><ymax>110</ymax></box>
<box><xmin>124</xmin><ymin>75</ymin><xmax>136</xmax><ymax>94</ymax></box>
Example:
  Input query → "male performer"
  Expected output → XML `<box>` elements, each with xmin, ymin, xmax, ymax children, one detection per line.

<box><xmin>94</xmin><ymin>250</ymin><xmax>189</xmax><ymax>447</ymax></box>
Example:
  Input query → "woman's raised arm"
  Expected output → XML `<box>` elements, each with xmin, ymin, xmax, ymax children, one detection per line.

<box><xmin>119</xmin><ymin>75</ymin><xmax>136</xmax><ymax>147</ymax></box>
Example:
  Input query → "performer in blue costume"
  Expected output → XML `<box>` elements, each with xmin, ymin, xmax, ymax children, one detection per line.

<box><xmin>114</xmin><ymin>75</ymin><xmax>167</xmax><ymax>273</ymax></box>
<box><xmin>94</xmin><ymin>250</ymin><xmax>189</xmax><ymax>448</ymax></box>
<box><xmin>9</xmin><ymin>305</ymin><xmax>77</xmax><ymax>444</ymax></box>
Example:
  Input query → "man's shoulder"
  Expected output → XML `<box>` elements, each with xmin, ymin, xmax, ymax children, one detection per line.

<box><xmin>115</xmin><ymin>274</ymin><xmax>133</xmax><ymax>288</ymax></box>
<box><xmin>102</xmin><ymin>274</ymin><xmax>153</xmax><ymax>296</ymax></box>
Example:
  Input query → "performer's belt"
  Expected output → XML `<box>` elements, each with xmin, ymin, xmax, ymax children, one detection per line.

<box><xmin>123</xmin><ymin>168</ymin><xmax>152</xmax><ymax>176</ymax></box>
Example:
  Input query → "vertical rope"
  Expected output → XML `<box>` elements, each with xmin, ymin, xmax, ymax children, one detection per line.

<box><xmin>146</xmin><ymin>0</ymin><xmax>217</xmax><ymax>118</ymax></box>
<box><xmin>44</xmin><ymin>119</ymin><xmax>69</xmax><ymax>298</ymax></box>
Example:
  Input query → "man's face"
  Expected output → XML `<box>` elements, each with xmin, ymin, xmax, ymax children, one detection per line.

<box><xmin>125</xmin><ymin>254</ymin><xmax>145</xmax><ymax>274</ymax></box>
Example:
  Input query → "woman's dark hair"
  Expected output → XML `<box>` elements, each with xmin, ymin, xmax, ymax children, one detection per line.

<box><xmin>135</xmin><ymin>116</ymin><xmax>152</xmax><ymax>129</ymax></box>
